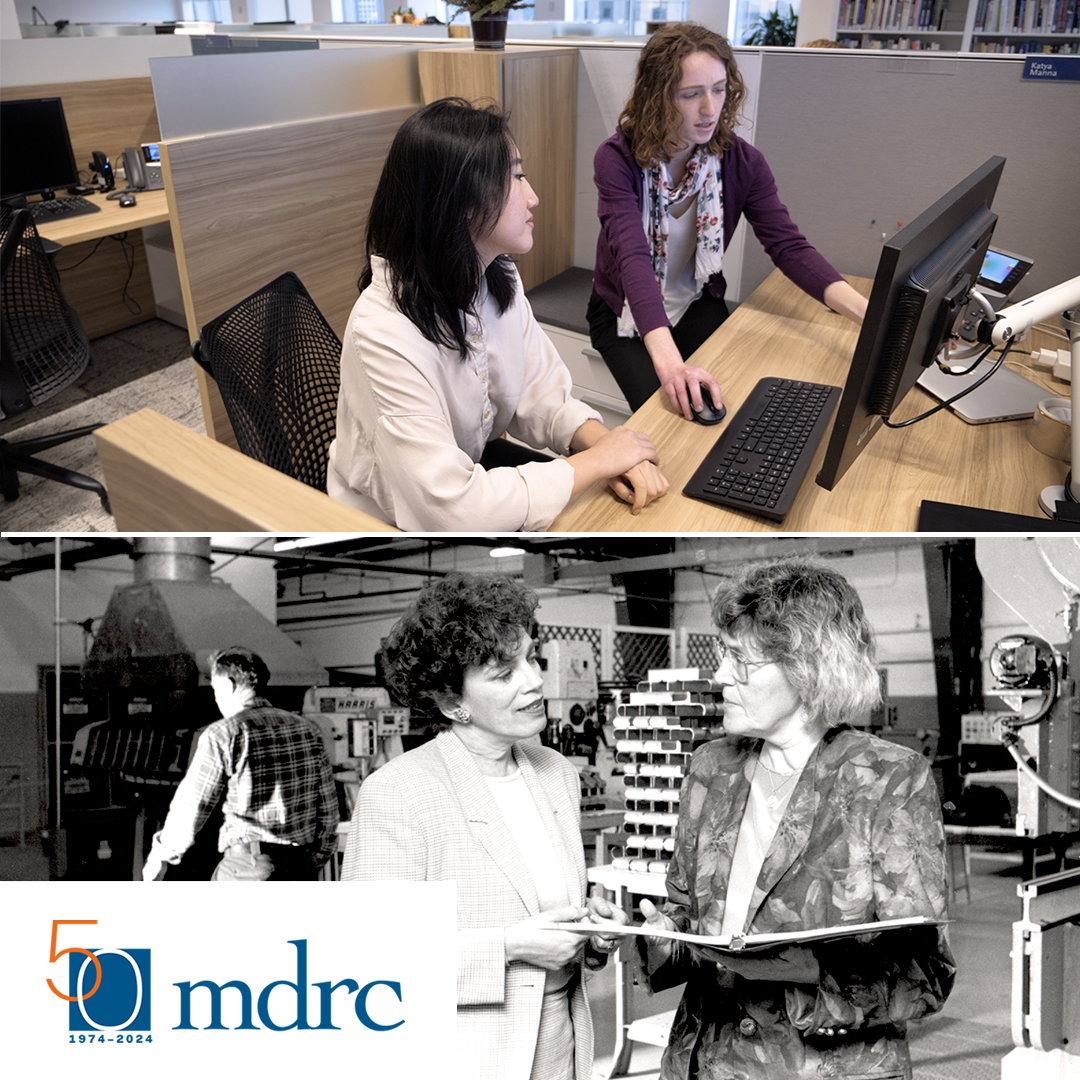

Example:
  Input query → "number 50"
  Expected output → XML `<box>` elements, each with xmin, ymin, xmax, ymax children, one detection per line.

<box><xmin>46</xmin><ymin>920</ymin><xmax>102</xmax><ymax>1002</ymax></box>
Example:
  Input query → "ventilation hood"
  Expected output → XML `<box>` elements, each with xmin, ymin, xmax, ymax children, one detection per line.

<box><xmin>82</xmin><ymin>538</ymin><xmax>327</xmax><ymax>691</ymax></box>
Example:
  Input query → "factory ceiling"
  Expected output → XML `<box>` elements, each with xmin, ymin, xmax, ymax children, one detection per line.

<box><xmin>1</xmin><ymin>534</ymin><xmax>941</xmax><ymax>584</ymax></box>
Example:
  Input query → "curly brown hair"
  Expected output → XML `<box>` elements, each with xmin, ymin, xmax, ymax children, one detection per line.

<box><xmin>619</xmin><ymin>23</ymin><xmax>746</xmax><ymax>168</ymax></box>
<box><xmin>379</xmin><ymin>573</ymin><xmax>539</xmax><ymax>721</ymax></box>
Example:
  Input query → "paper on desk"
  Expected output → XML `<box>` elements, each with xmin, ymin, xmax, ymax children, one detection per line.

<box><xmin>541</xmin><ymin>914</ymin><xmax>940</xmax><ymax>953</ymax></box>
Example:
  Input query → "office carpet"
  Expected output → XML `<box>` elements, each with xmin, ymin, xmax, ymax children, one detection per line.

<box><xmin>0</xmin><ymin>319</ymin><xmax>199</xmax><ymax>534</ymax></box>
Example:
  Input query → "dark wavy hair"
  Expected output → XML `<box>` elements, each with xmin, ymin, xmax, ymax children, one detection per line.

<box><xmin>362</xmin><ymin>97</ymin><xmax>519</xmax><ymax>358</ymax></box>
<box><xmin>620</xmin><ymin>22</ymin><xmax>746</xmax><ymax>168</ymax></box>
<box><xmin>208</xmin><ymin>647</ymin><xmax>270</xmax><ymax>693</ymax></box>
<box><xmin>379</xmin><ymin>573</ymin><xmax>539</xmax><ymax>720</ymax></box>
<box><xmin>710</xmin><ymin>557</ymin><xmax>882</xmax><ymax>728</ymax></box>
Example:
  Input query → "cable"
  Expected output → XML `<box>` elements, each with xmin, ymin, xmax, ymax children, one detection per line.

<box><xmin>1003</xmin><ymin>737</ymin><xmax>1080</xmax><ymax>810</ymax></box>
<box><xmin>883</xmin><ymin>338</ymin><xmax>1014</xmax><ymax>429</ymax></box>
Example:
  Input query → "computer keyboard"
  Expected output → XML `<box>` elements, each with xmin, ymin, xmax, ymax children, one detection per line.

<box><xmin>29</xmin><ymin>196</ymin><xmax>101</xmax><ymax>223</ymax></box>
<box><xmin>683</xmin><ymin>377</ymin><xmax>841</xmax><ymax>522</ymax></box>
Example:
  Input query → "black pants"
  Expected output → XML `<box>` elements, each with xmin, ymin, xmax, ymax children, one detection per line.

<box><xmin>586</xmin><ymin>287</ymin><xmax>730</xmax><ymax>413</ymax></box>
<box><xmin>479</xmin><ymin>437</ymin><xmax>554</xmax><ymax>468</ymax></box>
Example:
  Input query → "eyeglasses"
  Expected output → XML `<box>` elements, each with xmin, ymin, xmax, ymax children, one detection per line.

<box><xmin>713</xmin><ymin>639</ymin><xmax>771</xmax><ymax>683</ymax></box>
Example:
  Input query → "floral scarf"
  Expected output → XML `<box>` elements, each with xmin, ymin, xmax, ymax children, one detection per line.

<box><xmin>618</xmin><ymin>146</ymin><xmax>724</xmax><ymax>338</ymax></box>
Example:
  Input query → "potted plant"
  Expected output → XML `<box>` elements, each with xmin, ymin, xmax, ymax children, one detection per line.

<box><xmin>743</xmin><ymin>4</ymin><xmax>798</xmax><ymax>45</ymax></box>
<box><xmin>391</xmin><ymin>6</ymin><xmax>405</xmax><ymax>23</ymax></box>
<box><xmin>450</xmin><ymin>0</ymin><xmax>533</xmax><ymax>50</ymax></box>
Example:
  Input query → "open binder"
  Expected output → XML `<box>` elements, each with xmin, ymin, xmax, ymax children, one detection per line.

<box><xmin>545</xmin><ymin>914</ymin><xmax>941</xmax><ymax>953</ymax></box>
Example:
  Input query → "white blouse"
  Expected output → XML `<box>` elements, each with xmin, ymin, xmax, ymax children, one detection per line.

<box><xmin>326</xmin><ymin>256</ymin><xmax>602</xmax><ymax>532</ymax></box>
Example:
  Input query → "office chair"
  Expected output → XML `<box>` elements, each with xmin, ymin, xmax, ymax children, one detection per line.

<box><xmin>0</xmin><ymin>205</ymin><xmax>110</xmax><ymax>511</ymax></box>
<box><xmin>191</xmin><ymin>271</ymin><xmax>342</xmax><ymax>492</ymax></box>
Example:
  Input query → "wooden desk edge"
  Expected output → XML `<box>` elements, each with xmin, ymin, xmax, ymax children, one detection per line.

<box><xmin>94</xmin><ymin>408</ymin><xmax>399</xmax><ymax>533</ymax></box>
<box><xmin>34</xmin><ymin>189</ymin><xmax>171</xmax><ymax>246</ymax></box>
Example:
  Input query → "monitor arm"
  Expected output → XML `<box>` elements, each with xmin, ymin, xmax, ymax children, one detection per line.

<box><xmin>976</xmin><ymin>275</ymin><xmax>1080</xmax><ymax>511</ymax></box>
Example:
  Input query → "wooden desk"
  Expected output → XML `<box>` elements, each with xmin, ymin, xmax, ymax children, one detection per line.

<box><xmin>552</xmin><ymin>271</ymin><xmax>1069</xmax><ymax>533</ymax></box>
<box><xmin>94</xmin><ymin>408</ymin><xmax>400</xmax><ymax>532</ymax></box>
<box><xmin>34</xmin><ymin>189</ymin><xmax>173</xmax><ymax>339</ymax></box>
<box><xmin>34</xmin><ymin>189</ymin><xmax>170</xmax><ymax>247</ymax></box>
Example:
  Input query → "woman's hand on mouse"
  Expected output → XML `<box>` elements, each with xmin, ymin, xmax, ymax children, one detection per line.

<box><xmin>643</xmin><ymin>327</ymin><xmax>723</xmax><ymax>420</ymax></box>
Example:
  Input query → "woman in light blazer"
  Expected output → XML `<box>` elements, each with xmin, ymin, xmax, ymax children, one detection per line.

<box><xmin>342</xmin><ymin>573</ymin><xmax>624</xmax><ymax>1080</ymax></box>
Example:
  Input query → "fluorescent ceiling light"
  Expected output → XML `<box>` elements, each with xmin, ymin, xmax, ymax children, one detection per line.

<box><xmin>274</xmin><ymin>535</ymin><xmax>363</xmax><ymax>552</ymax></box>
<box><xmin>489</xmin><ymin>545</ymin><xmax>523</xmax><ymax>558</ymax></box>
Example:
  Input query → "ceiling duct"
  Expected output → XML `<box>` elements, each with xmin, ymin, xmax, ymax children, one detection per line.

<box><xmin>82</xmin><ymin>537</ymin><xmax>327</xmax><ymax>691</ymax></box>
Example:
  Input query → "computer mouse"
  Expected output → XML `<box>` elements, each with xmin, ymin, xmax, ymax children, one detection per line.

<box><xmin>119</xmin><ymin>193</ymin><xmax>137</xmax><ymax>207</ymax></box>
<box><xmin>692</xmin><ymin>385</ymin><xmax>727</xmax><ymax>425</ymax></box>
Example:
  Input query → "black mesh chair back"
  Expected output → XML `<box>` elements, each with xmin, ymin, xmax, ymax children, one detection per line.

<box><xmin>192</xmin><ymin>271</ymin><xmax>342</xmax><ymax>492</ymax></box>
<box><xmin>1</xmin><ymin>205</ymin><xmax>109</xmax><ymax>510</ymax></box>
<box><xmin>1</xmin><ymin>204</ymin><xmax>93</xmax><ymax>415</ymax></box>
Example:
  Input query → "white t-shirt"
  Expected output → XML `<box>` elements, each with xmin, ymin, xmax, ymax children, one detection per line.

<box><xmin>661</xmin><ymin>200</ymin><xmax>704</xmax><ymax>328</ymax></box>
<box><xmin>485</xmin><ymin>767</ymin><xmax>575</xmax><ymax>994</ymax></box>
<box><xmin>720</xmin><ymin>758</ymin><xmax>804</xmax><ymax>938</ymax></box>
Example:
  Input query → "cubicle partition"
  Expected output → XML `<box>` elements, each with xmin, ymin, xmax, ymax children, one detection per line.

<box><xmin>572</xmin><ymin>46</ymin><xmax>1077</xmax><ymax>306</ymax></box>
<box><xmin>152</xmin><ymin>38</ymin><xmax>1077</xmax><ymax>449</ymax></box>
<box><xmin>744</xmin><ymin>50</ymin><xmax>1078</xmax><ymax>303</ymax></box>
<box><xmin>150</xmin><ymin>45</ymin><xmax>443</xmax><ymax>445</ymax></box>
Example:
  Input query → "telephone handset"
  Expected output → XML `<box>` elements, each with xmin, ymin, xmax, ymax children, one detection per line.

<box><xmin>121</xmin><ymin>144</ymin><xmax>165</xmax><ymax>191</ymax></box>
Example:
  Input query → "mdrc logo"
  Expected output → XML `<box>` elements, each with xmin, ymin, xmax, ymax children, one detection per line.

<box><xmin>46</xmin><ymin>920</ymin><xmax>151</xmax><ymax>1034</ymax></box>
<box><xmin>68</xmin><ymin>948</ymin><xmax>151</xmax><ymax>1031</ymax></box>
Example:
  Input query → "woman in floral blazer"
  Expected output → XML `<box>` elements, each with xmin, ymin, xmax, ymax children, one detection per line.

<box><xmin>639</xmin><ymin>556</ymin><xmax>956</xmax><ymax>1079</ymax></box>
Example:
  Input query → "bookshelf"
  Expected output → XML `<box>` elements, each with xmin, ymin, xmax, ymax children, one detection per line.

<box><xmin>834</xmin><ymin>0</ymin><xmax>1078</xmax><ymax>51</ymax></box>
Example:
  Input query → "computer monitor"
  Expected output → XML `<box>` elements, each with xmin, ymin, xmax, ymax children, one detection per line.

<box><xmin>0</xmin><ymin>97</ymin><xmax>81</xmax><ymax>203</ymax></box>
<box><xmin>815</xmin><ymin>156</ymin><xmax>1006</xmax><ymax>492</ymax></box>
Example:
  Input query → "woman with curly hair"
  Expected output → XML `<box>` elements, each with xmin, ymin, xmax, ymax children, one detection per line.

<box><xmin>589</xmin><ymin>23</ymin><xmax>868</xmax><ymax>418</ymax></box>
<box><xmin>342</xmin><ymin>573</ymin><xmax>625</xmax><ymax>1080</ymax></box>
<box><xmin>637</xmin><ymin>556</ymin><xmax>955</xmax><ymax>1079</ymax></box>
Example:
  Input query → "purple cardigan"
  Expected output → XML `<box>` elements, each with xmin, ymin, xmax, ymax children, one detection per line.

<box><xmin>593</xmin><ymin>128</ymin><xmax>844</xmax><ymax>338</ymax></box>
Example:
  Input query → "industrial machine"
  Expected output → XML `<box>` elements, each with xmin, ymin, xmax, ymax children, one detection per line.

<box><xmin>301</xmin><ymin>686</ymin><xmax>410</xmax><ymax>783</ymax></box>
<box><xmin>977</xmin><ymin>539</ymin><xmax>1080</xmax><ymax>1078</ymax></box>
<box><xmin>541</xmin><ymin>639</ymin><xmax>603</xmax><ymax>763</ymax></box>
<box><xmin>59</xmin><ymin>537</ymin><xmax>326</xmax><ymax>881</ymax></box>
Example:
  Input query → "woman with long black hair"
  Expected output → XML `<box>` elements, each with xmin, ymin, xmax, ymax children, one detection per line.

<box><xmin>327</xmin><ymin>97</ymin><xmax>668</xmax><ymax>530</ymax></box>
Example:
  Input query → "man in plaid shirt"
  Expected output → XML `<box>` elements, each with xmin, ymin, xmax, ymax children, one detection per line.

<box><xmin>142</xmin><ymin>647</ymin><xmax>338</xmax><ymax>881</ymax></box>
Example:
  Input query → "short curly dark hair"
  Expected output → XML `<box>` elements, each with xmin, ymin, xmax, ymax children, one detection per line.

<box><xmin>380</xmin><ymin>573</ymin><xmax>539</xmax><ymax>717</ymax></box>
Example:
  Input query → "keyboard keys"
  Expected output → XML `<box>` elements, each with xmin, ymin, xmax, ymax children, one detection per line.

<box><xmin>682</xmin><ymin>377</ymin><xmax>841</xmax><ymax>522</ymax></box>
<box><xmin>28</xmin><ymin>196</ymin><xmax>100</xmax><ymax>223</ymax></box>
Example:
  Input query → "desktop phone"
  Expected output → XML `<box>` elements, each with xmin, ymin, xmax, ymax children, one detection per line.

<box><xmin>121</xmin><ymin>144</ymin><xmax>165</xmax><ymax>191</ymax></box>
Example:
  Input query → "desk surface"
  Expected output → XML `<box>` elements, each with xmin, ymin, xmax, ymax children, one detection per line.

<box><xmin>33</xmin><ymin>188</ymin><xmax>170</xmax><ymax>246</ymax></box>
<box><xmin>552</xmin><ymin>271</ymin><xmax>1069</xmax><ymax>533</ymax></box>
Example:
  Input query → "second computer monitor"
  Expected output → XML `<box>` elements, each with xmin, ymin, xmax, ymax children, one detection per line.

<box><xmin>815</xmin><ymin>156</ymin><xmax>1006</xmax><ymax>492</ymax></box>
<box><xmin>0</xmin><ymin>97</ymin><xmax>81</xmax><ymax>203</ymax></box>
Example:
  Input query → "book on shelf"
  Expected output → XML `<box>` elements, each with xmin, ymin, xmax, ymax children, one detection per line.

<box><xmin>542</xmin><ymin>914</ymin><xmax>942</xmax><ymax>954</ymax></box>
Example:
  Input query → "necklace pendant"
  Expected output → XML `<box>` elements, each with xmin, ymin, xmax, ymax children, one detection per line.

<box><xmin>766</xmin><ymin>794</ymin><xmax>779</xmax><ymax>808</ymax></box>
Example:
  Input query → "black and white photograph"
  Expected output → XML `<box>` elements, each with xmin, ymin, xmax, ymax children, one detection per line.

<box><xmin>2</xmin><ymin>534</ymin><xmax>1077</xmax><ymax>1080</ymax></box>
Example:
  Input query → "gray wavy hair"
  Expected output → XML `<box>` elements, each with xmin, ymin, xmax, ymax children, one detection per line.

<box><xmin>710</xmin><ymin>556</ymin><xmax>882</xmax><ymax>728</ymax></box>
